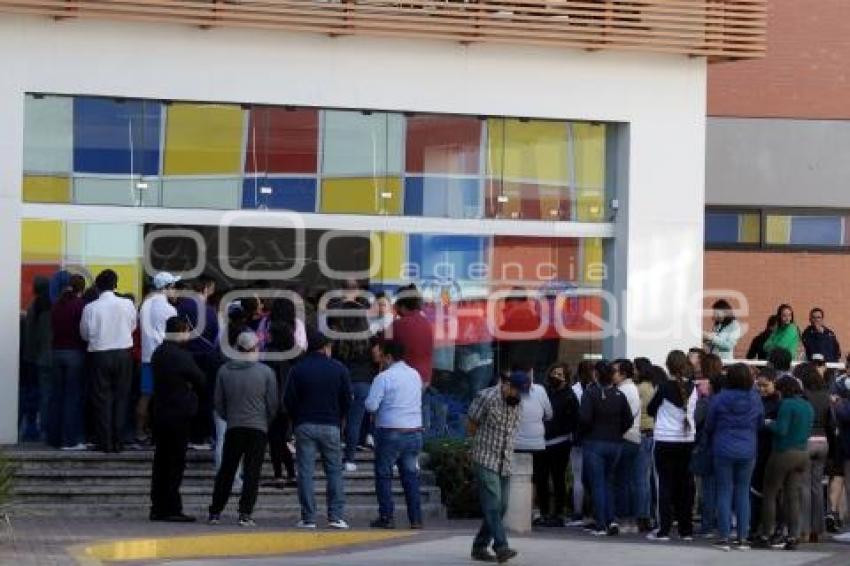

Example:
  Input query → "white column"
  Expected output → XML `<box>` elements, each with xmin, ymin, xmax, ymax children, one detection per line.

<box><xmin>0</xmin><ymin>81</ymin><xmax>23</xmax><ymax>444</ymax></box>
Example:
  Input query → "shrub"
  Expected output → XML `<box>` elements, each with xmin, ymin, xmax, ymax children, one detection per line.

<box><xmin>423</xmin><ymin>438</ymin><xmax>481</xmax><ymax>519</ymax></box>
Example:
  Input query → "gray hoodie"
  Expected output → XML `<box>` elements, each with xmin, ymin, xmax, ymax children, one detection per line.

<box><xmin>214</xmin><ymin>360</ymin><xmax>278</xmax><ymax>433</ymax></box>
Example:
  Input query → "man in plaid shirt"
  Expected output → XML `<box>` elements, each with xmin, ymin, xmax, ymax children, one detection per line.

<box><xmin>468</xmin><ymin>371</ymin><xmax>529</xmax><ymax>563</ymax></box>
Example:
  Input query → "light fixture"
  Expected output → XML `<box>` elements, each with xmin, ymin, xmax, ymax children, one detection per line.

<box><xmin>381</xmin><ymin>191</ymin><xmax>393</xmax><ymax>199</ymax></box>
<box><xmin>136</xmin><ymin>182</ymin><xmax>149</xmax><ymax>190</ymax></box>
<box><xmin>497</xmin><ymin>195</ymin><xmax>509</xmax><ymax>203</ymax></box>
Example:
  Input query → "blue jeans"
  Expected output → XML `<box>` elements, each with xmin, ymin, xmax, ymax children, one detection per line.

<box><xmin>48</xmin><ymin>349</ymin><xmax>85</xmax><ymax>447</ymax></box>
<box><xmin>635</xmin><ymin>433</ymin><xmax>654</xmax><ymax>520</ymax></box>
<box><xmin>375</xmin><ymin>428</ymin><xmax>423</xmax><ymax>524</ymax></box>
<box><xmin>583</xmin><ymin>440</ymin><xmax>622</xmax><ymax>529</ymax></box>
<box><xmin>699</xmin><ymin>473</ymin><xmax>717</xmax><ymax>534</ymax></box>
<box><xmin>473</xmin><ymin>465</ymin><xmax>511</xmax><ymax>552</ymax></box>
<box><xmin>614</xmin><ymin>440</ymin><xmax>640</xmax><ymax>520</ymax></box>
<box><xmin>714</xmin><ymin>456</ymin><xmax>755</xmax><ymax>541</ymax></box>
<box><xmin>344</xmin><ymin>382</ymin><xmax>371</xmax><ymax>463</ymax></box>
<box><xmin>295</xmin><ymin>423</ymin><xmax>345</xmax><ymax>523</ymax></box>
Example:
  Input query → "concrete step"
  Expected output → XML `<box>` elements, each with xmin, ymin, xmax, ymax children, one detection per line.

<box><xmin>12</xmin><ymin>484</ymin><xmax>440</xmax><ymax>499</ymax></box>
<box><xmin>7</xmin><ymin>502</ymin><xmax>446</xmax><ymax>521</ymax></box>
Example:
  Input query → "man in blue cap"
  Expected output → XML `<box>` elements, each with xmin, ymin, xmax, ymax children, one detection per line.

<box><xmin>467</xmin><ymin>370</ymin><xmax>529</xmax><ymax>563</ymax></box>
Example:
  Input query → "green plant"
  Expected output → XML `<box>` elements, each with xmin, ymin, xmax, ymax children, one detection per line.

<box><xmin>423</xmin><ymin>438</ymin><xmax>481</xmax><ymax>519</ymax></box>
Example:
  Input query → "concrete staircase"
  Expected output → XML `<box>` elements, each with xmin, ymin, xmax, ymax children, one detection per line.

<box><xmin>4</xmin><ymin>446</ymin><xmax>446</xmax><ymax>523</ymax></box>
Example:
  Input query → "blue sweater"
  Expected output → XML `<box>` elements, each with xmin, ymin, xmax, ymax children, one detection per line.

<box><xmin>705</xmin><ymin>388</ymin><xmax>763</xmax><ymax>460</ymax></box>
<box><xmin>283</xmin><ymin>352</ymin><xmax>352</xmax><ymax>427</ymax></box>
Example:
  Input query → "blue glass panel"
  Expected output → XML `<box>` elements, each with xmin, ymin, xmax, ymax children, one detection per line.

<box><xmin>404</xmin><ymin>177</ymin><xmax>481</xmax><ymax>219</ymax></box>
<box><xmin>789</xmin><ymin>216</ymin><xmax>843</xmax><ymax>246</ymax></box>
<box><xmin>241</xmin><ymin>177</ymin><xmax>316</xmax><ymax>212</ymax></box>
<box><xmin>73</xmin><ymin>98</ymin><xmax>161</xmax><ymax>175</ymax></box>
<box><xmin>408</xmin><ymin>234</ymin><xmax>489</xmax><ymax>282</ymax></box>
<box><xmin>705</xmin><ymin>213</ymin><xmax>740</xmax><ymax>244</ymax></box>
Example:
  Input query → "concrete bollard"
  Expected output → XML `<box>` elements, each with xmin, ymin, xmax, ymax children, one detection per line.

<box><xmin>504</xmin><ymin>452</ymin><xmax>534</xmax><ymax>534</ymax></box>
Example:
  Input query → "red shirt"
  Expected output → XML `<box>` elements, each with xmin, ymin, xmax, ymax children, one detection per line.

<box><xmin>389</xmin><ymin>311</ymin><xmax>434</xmax><ymax>386</ymax></box>
<box><xmin>51</xmin><ymin>297</ymin><xmax>86</xmax><ymax>351</ymax></box>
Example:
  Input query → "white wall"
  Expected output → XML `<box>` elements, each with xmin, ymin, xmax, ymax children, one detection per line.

<box><xmin>0</xmin><ymin>15</ymin><xmax>706</xmax><ymax>442</ymax></box>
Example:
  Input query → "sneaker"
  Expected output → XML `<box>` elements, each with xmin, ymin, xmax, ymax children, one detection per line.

<box><xmin>590</xmin><ymin>529</ymin><xmax>608</xmax><ymax>537</ymax></box>
<box><xmin>471</xmin><ymin>548</ymin><xmax>497</xmax><ymax>562</ymax></box>
<box><xmin>733</xmin><ymin>541</ymin><xmax>751</xmax><ymax>551</ymax></box>
<box><xmin>495</xmin><ymin>547</ymin><xmax>518</xmax><ymax>563</ymax></box>
<box><xmin>238</xmin><ymin>514</ymin><xmax>256</xmax><ymax>527</ymax></box>
<box><xmin>566</xmin><ymin>518</ymin><xmax>586</xmax><ymax>527</ymax></box>
<box><xmin>328</xmin><ymin>518</ymin><xmax>350</xmax><ymax>529</ymax></box>
<box><xmin>344</xmin><ymin>462</ymin><xmax>358</xmax><ymax>472</ymax></box>
<box><xmin>826</xmin><ymin>514</ymin><xmax>838</xmax><ymax>534</ymax></box>
<box><xmin>207</xmin><ymin>512</ymin><xmax>221</xmax><ymax>525</ymax></box>
<box><xmin>370</xmin><ymin>517</ymin><xmax>395</xmax><ymax>529</ymax></box>
<box><xmin>365</xmin><ymin>434</ymin><xmax>375</xmax><ymax>448</ymax></box>
<box><xmin>647</xmin><ymin>531</ymin><xmax>671</xmax><ymax>542</ymax></box>
<box><xmin>607</xmin><ymin>523</ymin><xmax>620</xmax><ymax>536</ymax></box>
<box><xmin>681</xmin><ymin>535</ymin><xmax>694</xmax><ymax>542</ymax></box>
<box><xmin>61</xmin><ymin>443</ymin><xmax>88</xmax><ymax>451</ymax></box>
<box><xmin>783</xmin><ymin>537</ymin><xmax>797</xmax><ymax>551</ymax></box>
<box><xmin>295</xmin><ymin>519</ymin><xmax>317</xmax><ymax>529</ymax></box>
<box><xmin>768</xmin><ymin>535</ymin><xmax>786</xmax><ymax>549</ymax></box>
<box><xmin>712</xmin><ymin>539</ymin><xmax>731</xmax><ymax>552</ymax></box>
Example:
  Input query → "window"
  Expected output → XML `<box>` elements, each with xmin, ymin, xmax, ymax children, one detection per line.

<box><xmin>706</xmin><ymin>207</ymin><xmax>850</xmax><ymax>250</ymax></box>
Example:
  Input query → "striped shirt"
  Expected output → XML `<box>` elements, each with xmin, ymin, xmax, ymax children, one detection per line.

<box><xmin>469</xmin><ymin>385</ymin><xmax>522</xmax><ymax>477</ymax></box>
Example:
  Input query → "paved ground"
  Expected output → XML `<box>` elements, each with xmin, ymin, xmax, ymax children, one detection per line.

<box><xmin>1</xmin><ymin>518</ymin><xmax>849</xmax><ymax>566</ymax></box>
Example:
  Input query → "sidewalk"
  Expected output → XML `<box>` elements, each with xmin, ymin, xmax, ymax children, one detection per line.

<box><xmin>1</xmin><ymin>517</ymin><xmax>848</xmax><ymax>566</ymax></box>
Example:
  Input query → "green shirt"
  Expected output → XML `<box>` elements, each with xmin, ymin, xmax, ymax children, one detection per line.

<box><xmin>768</xmin><ymin>397</ymin><xmax>814</xmax><ymax>452</ymax></box>
<box><xmin>763</xmin><ymin>324</ymin><xmax>801</xmax><ymax>360</ymax></box>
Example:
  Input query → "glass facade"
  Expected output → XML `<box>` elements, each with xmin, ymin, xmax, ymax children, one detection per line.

<box><xmin>23</xmin><ymin>94</ymin><xmax>609</xmax><ymax>221</ymax></box>
<box><xmin>706</xmin><ymin>208</ymin><xmax>850</xmax><ymax>249</ymax></box>
<box><xmin>20</xmin><ymin>93</ymin><xmax>615</xmax><ymax>440</ymax></box>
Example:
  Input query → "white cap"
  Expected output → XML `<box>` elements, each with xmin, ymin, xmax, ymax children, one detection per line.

<box><xmin>153</xmin><ymin>272</ymin><xmax>181</xmax><ymax>290</ymax></box>
<box><xmin>236</xmin><ymin>331</ymin><xmax>260</xmax><ymax>352</ymax></box>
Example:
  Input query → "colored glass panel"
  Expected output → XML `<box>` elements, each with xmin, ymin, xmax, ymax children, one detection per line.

<box><xmin>241</xmin><ymin>178</ymin><xmax>316</xmax><ymax>212</ymax></box>
<box><xmin>573</xmin><ymin>123</ymin><xmax>606</xmax><ymax>189</ymax></box>
<box><xmin>22</xmin><ymin>176</ymin><xmax>70</xmax><ymax>203</ymax></box>
<box><xmin>485</xmin><ymin>182</ymin><xmax>571</xmax><ymax>220</ymax></box>
<box><xmin>161</xmin><ymin>178</ymin><xmax>240</xmax><ymax>209</ymax></box>
<box><xmin>321</xmin><ymin>111</ymin><xmax>403</xmax><ymax>177</ymax></box>
<box><xmin>371</xmin><ymin>232</ymin><xmax>406</xmax><ymax>281</ymax></box>
<box><xmin>582</xmin><ymin>238</ymin><xmax>605</xmax><ymax>285</ymax></box>
<box><xmin>22</xmin><ymin>219</ymin><xmax>63</xmax><ymax>263</ymax></box>
<box><xmin>492</xmin><ymin>236</ymin><xmax>579</xmax><ymax>285</ymax></box>
<box><xmin>487</xmin><ymin>118</ymin><xmax>569</xmax><ymax>185</ymax></box>
<box><xmin>86</xmin><ymin>263</ymin><xmax>141</xmax><ymax>299</ymax></box>
<box><xmin>705</xmin><ymin>212</ymin><xmax>761</xmax><ymax>245</ymax></box>
<box><xmin>320</xmin><ymin>177</ymin><xmax>402</xmax><ymax>215</ymax></box>
<box><xmin>403</xmin><ymin>177</ymin><xmax>481</xmax><ymax>219</ymax></box>
<box><xmin>24</xmin><ymin>95</ymin><xmax>73</xmax><ymax>174</ymax></box>
<box><xmin>73</xmin><ymin>97</ymin><xmax>161</xmax><ymax>175</ymax></box>
<box><xmin>740</xmin><ymin>214</ymin><xmax>761</xmax><ymax>244</ymax></box>
<box><xmin>65</xmin><ymin>222</ymin><xmax>142</xmax><ymax>264</ymax></box>
<box><xmin>21</xmin><ymin>264</ymin><xmax>60</xmax><ymax>309</ymax></box>
<box><xmin>74</xmin><ymin>177</ymin><xmax>160</xmax><ymax>207</ymax></box>
<box><xmin>245</xmin><ymin>107</ymin><xmax>318</xmax><ymax>174</ymax></box>
<box><xmin>163</xmin><ymin>103</ymin><xmax>244</xmax><ymax>175</ymax></box>
<box><xmin>408</xmin><ymin>234</ymin><xmax>489</xmax><ymax>283</ymax></box>
<box><xmin>406</xmin><ymin>115</ymin><xmax>481</xmax><ymax>175</ymax></box>
<box><xmin>765</xmin><ymin>215</ymin><xmax>791</xmax><ymax>244</ymax></box>
<box><xmin>785</xmin><ymin>215</ymin><xmax>843</xmax><ymax>246</ymax></box>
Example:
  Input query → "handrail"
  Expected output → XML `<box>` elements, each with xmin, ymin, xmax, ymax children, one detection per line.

<box><xmin>0</xmin><ymin>0</ymin><xmax>766</xmax><ymax>61</ymax></box>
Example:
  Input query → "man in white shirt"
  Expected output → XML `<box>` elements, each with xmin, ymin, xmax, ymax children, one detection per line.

<box><xmin>365</xmin><ymin>340</ymin><xmax>423</xmax><ymax>530</ymax></box>
<box><xmin>611</xmin><ymin>359</ymin><xmax>642</xmax><ymax>533</ymax></box>
<box><xmin>137</xmin><ymin>272</ymin><xmax>180</xmax><ymax>444</ymax></box>
<box><xmin>80</xmin><ymin>269</ymin><xmax>138</xmax><ymax>453</ymax></box>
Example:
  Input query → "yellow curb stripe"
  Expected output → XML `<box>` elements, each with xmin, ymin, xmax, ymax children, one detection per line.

<box><xmin>70</xmin><ymin>531</ymin><xmax>414</xmax><ymax>563</ymax></box>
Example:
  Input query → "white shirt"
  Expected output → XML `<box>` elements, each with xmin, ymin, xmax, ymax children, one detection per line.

<box><xmin>618</xmin><ymin>378</ymin><xmax>642</xmax><ymax>444</ymax></box>
<box><xmin>80</xmin><ymin>291</ymin><xmax>137</xmax><ymax>352</ymax></box>
<box><xmin>365</xmin><ymin>361</ymin><xmax>423</xmax><ymax>429</ymax></box>
<box><xmin>514</xmin><ymin>384</ymin><xmax>553</xmax><ymax>451</ymax></box>
<box><xmin>139</xmin><ymin>293</ymin><xmax>178</xmax><ymax>363</ymax></box>
<box><xmin>294</xmin><ymin>319</ymin><xmax>308</xmax><ymax>352</ymax></box>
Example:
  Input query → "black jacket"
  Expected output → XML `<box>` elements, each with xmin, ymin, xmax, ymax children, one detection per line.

<box><xmin>579</xmin><ymin>384</ymin><xmax>634</xmax><ymax>442</ymax></box>
<box><xmin>151</xmin><ymin>341</ymin><xmax>205</xmax><ymax>423</ymax></box>
<box><xmin>544</xmin><ymin>385</ymin><xmax>580</xmax><ymax>442</ymax></box>
<box><xmin>802</xmin><ymin>325</ymin><xmax>841</xmax><ymax>363</ymax></box>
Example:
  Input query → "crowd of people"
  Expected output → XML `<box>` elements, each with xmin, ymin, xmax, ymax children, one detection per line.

<box><xmin>19</xmin><ymin>270</ymin><xmax>850</xmax><ymax>563</ymax></box>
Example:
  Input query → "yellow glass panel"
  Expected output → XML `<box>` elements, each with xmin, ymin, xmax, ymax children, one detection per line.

<box><xmin>371</xmin><ymin>232</ymin><xmax>405</xmax><ymax>281</ymax></box>
<box><xmin>23</xmin><ymin>175</ymin><xmax>70</xmax><ymax>203</ymax></box>
<box><xmin>320</xmin><ymin>177</ymin><xmax>402</xmax><ymax>215</ymax></box>
<box><xmin>22</xmin><ymin>219</ymin><xmax>63</xmax><ymax>263</ymax></box>
<box><xmin>765</xmin><ymin>216</ymin><xmax>791</xmax><ymax>244</ymax></box>
<box><xmin>576</xmin><ymin>188</ymin><xmax>604</xmax><ymax>222</ymax></box>
<box><xmin>487</xmin><ymin>119</ymin><xmax>569</xmax><ymax>184</ymax></box>
<box><xmin>583</xmin><ymin>238</ymin><xmax>605</xmax><ymax>285</ymax></box>
<box><xmin>86</xmin><ymin>263</ymin><xmax>141</xmax><ymax>301</ymax></box>
<box><xmin>164</xmin><ymin>103</ymin><xmax>244</xmax><ymax>175</ymax></box>
<box><xmin>739</xmin><ymin>214</ymin><xmax>760</xmax><ymax>244</ymax></box>
<box><xmin>573</xmin><ymin>123</ymin><xmax>606</xmax><ymax>189</ymax></box>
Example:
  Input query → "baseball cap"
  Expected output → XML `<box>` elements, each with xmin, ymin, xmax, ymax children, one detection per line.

<box><xmin>236</xmin><ymin>330</ymin><xmax>260</xmax><ymax>352</ymax></box>
<box><xmin>508</xmin><ymin>370</ymin><xmax>531</xmax><ymax>394</ymax></box>
<box><xmin>153</xmin><ymin>272</ymin><xmax>181</xmax><ymax>290</ymax></box>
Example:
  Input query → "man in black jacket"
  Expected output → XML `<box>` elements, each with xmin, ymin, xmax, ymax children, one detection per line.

<box><xmin>149</xmin><ymin>316</ymin><xmax>205</xmax><ymax>522</ymax></box>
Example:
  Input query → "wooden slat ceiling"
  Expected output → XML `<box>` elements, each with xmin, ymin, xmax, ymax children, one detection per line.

<box><xmin>0</xmin><ymin>0</ymin><xmax>766</xmax><ymax>61</ymax></box>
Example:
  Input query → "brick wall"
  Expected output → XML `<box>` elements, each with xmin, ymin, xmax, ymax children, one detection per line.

<box><xmin>704</xmin><ymin>250</ymin><xmax>850</xmax><ymax>359</ymax></box>
<box><xmin>708</xmin><ymin>0</ymin><xmax>850</xmax><ymax>119</ymax></box>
